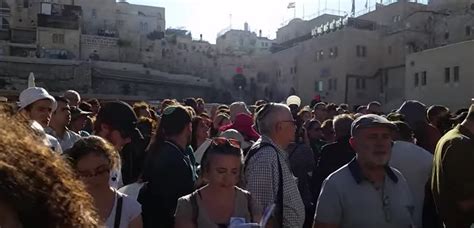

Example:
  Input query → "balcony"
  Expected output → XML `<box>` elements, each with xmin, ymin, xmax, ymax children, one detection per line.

<box><xmin>37</xmin><ymin>4</ymin><xmax>81</xmax><ymax>30</ymax></box>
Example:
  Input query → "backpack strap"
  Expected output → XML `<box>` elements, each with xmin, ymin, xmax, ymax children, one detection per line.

<box><xmin>114</xmin><ymin>194</ymin><xmax>124</xmax><ymax>228</ymax></box>
<box><xmin>243</xmin><ymin>190</ymin><xmax>254</xmax><ymax>222</ymax></box>
<box><xmin>190</xmin><ymin>191</ymin><xmax>199</xmax><ymax>226</ymax></box>
<box><xmin>244</xmin><ymin>142</ymin><xmax>284</xmax><ymax>226</ymax></box>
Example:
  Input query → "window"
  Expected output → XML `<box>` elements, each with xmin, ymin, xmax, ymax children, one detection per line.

<box><xmin>444</xmin><ymin>67</ymin><xmax>450</xmax><ymax>83</ymax></box>
<box><xmin>116</xmin><ymin>20</ymin><xmax>124</xmax><ymax>27</ymax></box>
<box><xmin>384</xmin><ymin>74</ymin><xmax>388</xmax><ymax>86</ymax></box>
<box><xmin>357</xmin><ymin>45</ymin><xmax>367</xmax><ymax>57</ymax></box>
<box><xmin>414</xmin><ymin>73</ymin><xmax>419</xmax><ymax>87</ymax></box>
<box><xmin>334</xmin><ymin>78</ymin><xmax>338</xmax><ymax>90</ymax></box>
<box><xmin>466</xmin><ymin>26</ymin><xmax>471</xmax><ymax>36</ymax></box>
<box><xmin>444</xmin><ymin>32</ymin><xmax>449</xmax><ymax>40</ymax></box>
<box><xmin>52</xmin><ymin>34</ymin><xmax>64</xmax><ymax>44</ymax></box>
<box><xmin>316</xmin><ymin>50</ymin><xmax>324</xmax><ymax>61</ymax></box>
<box><xmin>23</xmin><ymin>0</ymin><xmax>28</xmax><ymax>8</ymax></box>
<box><xmin>328</xmin><ymin>79</ymin><xmax>333</xmax><ymax>90</ymax></box>
<box><xmin>92</xmin><ymin>9</ymin><xmax>97</xmax><ymax>18</ymax></box>
<box><xmin>454</xmin><ymin>66</ymin><xmax>460</xmax><ymax>82</ymax></box>
<box><xmin>422</xmin><ymin>71</ymin><xmax>427</xmax><ymax>86</ymax></box>
<box><xmin>315</xmin><ymin>80</ymin><xmax>324</xmax><ymax>92</ymax></box>
<box><xmin>330</xmin><ymin>47</ymin><xmax>338</xmax><ymax>58</ymax></box>
<box><xmin>361</xmin><ymin>78</ymin><xmax>366</xmax><ymax>89</ymax></box>
<box><xmin>356</xmin><ymin>78</ymin><xmax>360</xmax><ymax>89</ymax></box>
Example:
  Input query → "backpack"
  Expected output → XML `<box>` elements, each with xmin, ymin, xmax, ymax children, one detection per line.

<box><xmin>244</xmin><ymin>142</ymin><xmax>284</xmax><ymax>227</ymax></box>
<box><xmin>189</xmin><ymin>189</ymin><xmax>254</xmax><ymax>226</ymax></box>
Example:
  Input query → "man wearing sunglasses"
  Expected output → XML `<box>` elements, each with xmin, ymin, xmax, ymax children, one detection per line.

<box><xmin>244</xmin><ymin>103</ymin><xmax>305</xmax><ymax>228</ymax></box>
<box><xmin>313</xmin><ymin>114</ymin><xmax>415</xmax><ymax>228</ymax></box>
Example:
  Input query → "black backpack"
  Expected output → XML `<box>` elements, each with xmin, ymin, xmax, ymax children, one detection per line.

<box><xmin>244</xmin><ymin>142</ymin><xmax>284</xmax><ymax>227</ymax></box>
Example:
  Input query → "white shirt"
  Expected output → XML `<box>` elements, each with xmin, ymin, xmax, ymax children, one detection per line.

<box><xmin>45</xmin><ymin>128</ymin><xmax>82</xmax><ymax>151</ymax></box>
<box><xmin>46</xmin><ymin>133</ymin><xmax>63</xmax><ymax>154</ymax></box>
<box><xmin>104</xmin><ymin>190</ymin><xmax>141</xmax><ymax>228</ymax></box>
<box><xmin>390</xmin><ymin>141</ymin><xmax>433</xmax><ymax>228</ymax></box>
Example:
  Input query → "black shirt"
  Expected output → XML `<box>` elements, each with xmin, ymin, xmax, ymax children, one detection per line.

<box><xmin>140</xmin><ymin>140</ymin><xmax>195</xmax><ymax>228</ymax></box>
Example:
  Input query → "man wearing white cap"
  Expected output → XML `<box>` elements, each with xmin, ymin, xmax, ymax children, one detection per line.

<box><xmin>17</xmin><ymin>87</ymin><xmax>62</xmax><ymax>153</ymax></box>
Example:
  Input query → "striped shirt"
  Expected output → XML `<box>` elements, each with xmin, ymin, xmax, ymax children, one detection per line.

<box><xmin>243</xmin><ymin>136</ymin><xmax>305</xmax><ymax>228</ymax></box>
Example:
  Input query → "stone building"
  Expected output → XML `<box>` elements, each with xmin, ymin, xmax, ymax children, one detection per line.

<box><xmin>254</xmin><ymin>0</ymin><xmax>474</xmax><ymax>110</ymax></box>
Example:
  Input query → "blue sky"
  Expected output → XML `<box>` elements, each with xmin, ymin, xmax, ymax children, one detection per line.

<box><xmin>129</xmin><ymin>0</ymin><xmax>427</xmax><ymax>43</ymax></box>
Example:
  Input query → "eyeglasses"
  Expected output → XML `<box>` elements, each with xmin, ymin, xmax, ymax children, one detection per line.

<box><xmin>77</xmin><ymin>164</ymin><xmax>110</xmax><ymax>178</ymax></box>
<box><xmin>212</xmin><ymin>137</ymin><xmax>241</xmax><ymax>149</ymax></box>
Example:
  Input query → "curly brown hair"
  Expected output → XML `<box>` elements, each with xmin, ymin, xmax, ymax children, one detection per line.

<box><xmin>0</xmin><ymin>113</ymin><xmax>99</xmax><ymax>227</ymax></box>
<box><xmin>64</xmin><ymin>136</ymin><xmax>121</xmax><ymax>171</ymax></box>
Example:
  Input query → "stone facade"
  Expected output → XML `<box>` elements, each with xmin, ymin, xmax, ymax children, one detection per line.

<box><xmin>405</xmin><ymin>40</ymin><xmax>474</xmax><ymax>110</ymax></box>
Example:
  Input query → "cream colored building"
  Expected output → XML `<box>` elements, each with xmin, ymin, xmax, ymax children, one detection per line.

<box><xmin>255</xmin><ymin>0</ymin><xmax>474</xmax><ymax>110</ymax></box>
<box><xmin>405</xmin><ymin>40</ymin><xmax>473</xmax><ymax>110</ymax></box>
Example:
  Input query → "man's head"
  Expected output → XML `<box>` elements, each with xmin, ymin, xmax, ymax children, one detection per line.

<box><xmin>50</xmin><ymin>96</ymin><xmax>71</xmax><ymax>129</ymax></box>
<box><xmin>183</xmin><ymin>97</ymin><xmax>198</xmax><ymax>114</ymax></box>
<box><xmin>367</xmin><ymin>101</ymin><xmax>383</xmax><ymax>115</ymax></box>
<box><xmin>18</xmin><ymin>87</ymin><xmax>57</xmax><ymax>128</ymax></box>
<box><xmin>63</xmin><ymin>90</ymin><xmax>81</xmax><ymax>107</ymax></box>
<box><xmin>427</xmin><ymin>105</ymin><xmax>450</xmax><ymax>127</ymax></box>
<box><xmin>392</xmin><ymin>121</ymin><xmax>415</xmax><ymax>143</ymax></box>
<box><xmin>326</xmin><ymin>103</ymin><xmax>338</xmax><ymax>119</ymax></box>
<box><xmin>356</xmin><ymin>105</ymin><xmax>368</xmax><ymax>114</ymax></box>
<box><xmin>350</xmin><ymin>114</ymin><xmax>396</xmax><ymax>168</ymax></box>
<box><xmin>256</xmin><ymin>103</ymin><xmax>296</xmax><ymax>148</ymax></box>
<box><xmin>333</xmin><ymin>114</ymin><xmax>354</xmax><ymax>140</ymax></box>
<box><xmin>94</xmin><ymin>101</ymin><xmax>139</xmax><ymax>150</ymax></box>
<box><xmin>87</xmin><ymin>98</ymin><xmax>100</xmax><ymax>115</ymax></box>
<box><xmin>286</xmin><ymin>95</ymin><xmax>301</xmax><ymax>117</ymax></box>
<box><xmin>69</xmin><ymin>106</ymin><xmax>92</xmax><ymax>133</ymax></box>
<box><xmin>312</xmin><ymin>102</ymin><xmax>327</xmax><ymax>121</ymax></box>
<box><xmin>305</xmin><ymin>119</ymin><xmax>323</xmax><ymax>142</ymax></box>
<box><xmin>196</xmin><ymin>98</ymin><xmax>205</xmax><ymax>114</ymax></box>
<box><xmin>158</xmin><ymin>105</ymin><xmax>192</xmax><ymax>144</ymax></box>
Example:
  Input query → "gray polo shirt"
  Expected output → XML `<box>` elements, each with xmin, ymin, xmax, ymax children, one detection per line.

<box><xmin>314</xmin><ymin>158</ymin><xmax>415</xmax><ymax>228</ymax></box>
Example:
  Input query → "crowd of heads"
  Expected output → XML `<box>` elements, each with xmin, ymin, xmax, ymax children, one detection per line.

<box><xmin>2</xmin><ymin>84</ymin><xmax>474</xmax><ymax>227</ymax></box>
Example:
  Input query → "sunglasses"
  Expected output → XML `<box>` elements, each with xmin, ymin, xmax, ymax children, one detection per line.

<box><xmin>77</xmin><ymin>164</ymin><xmax>110</xmax><ymax>178</ymax></box>
<box><xmin>212</xmin><ymin>137</ymin><xmax>241</xmax><ymax>149</ymax></box>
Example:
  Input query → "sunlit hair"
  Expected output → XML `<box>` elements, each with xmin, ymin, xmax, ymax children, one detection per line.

<box><xmin>133</xmin><ymin>101</ymin><xmax>150</xmax><ymax>116</ymax></box>
<box><xmin>64</xmin><ymin>136</ymin><xmax>121</xmax><ymax>171</ymax></box>
<box><xmin>0</xmin><ymin>112</ymin><xmax>99</xmax><ymax>227</ymax></box>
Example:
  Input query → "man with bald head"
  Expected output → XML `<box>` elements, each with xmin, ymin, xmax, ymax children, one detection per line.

<box><xmin>244</xmin><ymin>103</ymin><xmax>305</xmax><ymax>228</ymax></box>
<box><xmin>63</xmin><ymin>90</ymin><xmax>81</xmax><ymax>107</ymax></box>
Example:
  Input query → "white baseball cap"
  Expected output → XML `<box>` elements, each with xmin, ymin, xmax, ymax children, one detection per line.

<box><xmin>286</xmin><ymin>95</ymin><xmax>301</xmax><ymax>107</ymax></box>
<box><xmin>18</xmin><ymin>87</ymin><xmax>57</xmax><ymax>111</ymax></box>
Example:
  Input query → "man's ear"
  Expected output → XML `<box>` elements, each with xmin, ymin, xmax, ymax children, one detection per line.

<box><xmin>349</xmin><ymin>137</ymin><xmax>356</xmax><ymax>149</ymax></box>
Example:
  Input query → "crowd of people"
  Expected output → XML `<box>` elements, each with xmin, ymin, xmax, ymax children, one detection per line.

<box><xmin>0</xmin><ymin>87</ymin><xmax>473</xmax><ymax>228</ymax></box>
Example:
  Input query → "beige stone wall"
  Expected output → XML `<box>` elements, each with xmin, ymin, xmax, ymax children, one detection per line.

<box><xmin>37</xmin><ymin>27</ymin><xmax>80</xmax><ymax>58</ymax></box>
<box><xmin>405</xmin><ymin>40</ymin><xmax>474</xmax><ymax>110</ymax></box>
<box><xmin>80</xmin><ymin>34</ymin><xmax>119</xmax><ymax>61</ymax></box>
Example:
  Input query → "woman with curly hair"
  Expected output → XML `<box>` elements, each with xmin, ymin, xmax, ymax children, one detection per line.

<box><xmin>0</xmin><ymin>111</ymin><xmax>99</xmax><ymax>227</ymax></box>
<box><xmin>64</xmin><ymin>136</ymin><xmax>143</xmax><ymax>228</ymax></box>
